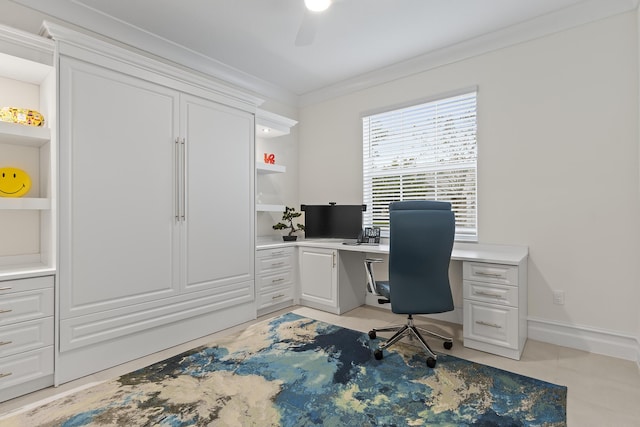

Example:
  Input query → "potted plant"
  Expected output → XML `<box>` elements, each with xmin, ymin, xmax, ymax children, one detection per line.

<box><xmin>273</xmin><ymin>206</ymin><xmax>305</xmax><ymax>241</ymax></box>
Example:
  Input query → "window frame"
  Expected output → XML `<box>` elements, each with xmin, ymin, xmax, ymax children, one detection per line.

<box><xmin>361</xmin><ymin>88</ymin><xmax>478</xmax><ymax>241</ymax></box>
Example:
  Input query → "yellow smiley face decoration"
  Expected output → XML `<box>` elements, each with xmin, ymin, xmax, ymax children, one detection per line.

<box><xmin>0</xmin><ymin>167</ymin><xmax>31</xmax><ymax>198</ymax></box>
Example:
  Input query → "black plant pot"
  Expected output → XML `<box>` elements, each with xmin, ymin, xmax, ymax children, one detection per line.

<box><xmin>282</xmin><ymin>235</ymin><xmax>298</xmax><ymax>242</ymax></box>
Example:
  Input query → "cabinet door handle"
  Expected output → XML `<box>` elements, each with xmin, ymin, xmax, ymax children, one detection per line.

<box><xmin>271</xmin><ymin>294</ymin><xmax>285</xmax><ymax>300</ymax></box>
<box><xmin>0</xmin><ymin>341</ymin><xmax>12</xmax><ymax>346</ymax></box>
<box><xmin>476</xmin><ymin>320</ymin><xmax>502</xmax><ymax>329</ymax></box>
<box><xmin>474</xmin><ymin>290</ymin><xmax>504</xmax><ymax>299</ymax></box>
<box><xmin>332</xmin><ymin>251</ymin><xmax>336</xmax><ymax>267</ymax></box>
<box><xmin>181</xmin><ymin>138</ymin><xmax>186</xmax><ymax>221</ymax></box>
<box><xmin>0</xmin><ymin>309</ymin><xmax>12</xmax><ymax>314</ymax></box>
<box><xmin>0</xmin><ymin>287</ymin><xmax>12</xmax><ymax>291</ymax></box>
<box><xmin>475</xmin><ymin>271</ymin><xmax>503</xmax><ymax>278</ymax></box>
<box><xmin>175</xmin><ymin>137</ymin><xmax>180</xmax><ymax>221</ymax></box>
<box><xmin>0</xmin><ymin>372</ymin><xmax>12</xmax><ymax>379</ymax></box>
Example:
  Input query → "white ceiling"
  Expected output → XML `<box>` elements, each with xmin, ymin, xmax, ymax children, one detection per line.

<box><xmin>6</xmin><ymin>0</ymin><xmax>638</xmax><ymax>105</ymax></box>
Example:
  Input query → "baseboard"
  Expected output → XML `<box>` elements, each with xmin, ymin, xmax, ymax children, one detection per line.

<box><xmin>528</xmin><ymin>317</ymin><xmax>638</xmax><ymax>362</ymax></box>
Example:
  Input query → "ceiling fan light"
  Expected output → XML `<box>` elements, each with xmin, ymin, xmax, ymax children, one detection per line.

<box><xmin>304</xmin><ymin>0</ymin><xmax>331</xmax><ymax>12</ymax></box>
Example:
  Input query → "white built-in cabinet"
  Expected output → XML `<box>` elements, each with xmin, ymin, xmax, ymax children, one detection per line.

<box><xmin>47</xmin><ymin>22</ymin><xmax>260</xmax><ymax>383</ymax></box>
<box><xmin>298</xmin><ymin>246</ymin><xmax>365</xmax><ymax>315</ymax></box>
<box><xmin>0</xmin><ymin>24</ymin><xmax>56</xmax><ymax>402</ymax></box>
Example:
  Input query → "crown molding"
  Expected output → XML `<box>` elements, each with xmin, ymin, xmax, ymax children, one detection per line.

<box><xmin>298</xmin><ymin>0</ymin><xmax>640</xmax><ymax>107</ymax></box>
<box><xmin>10</xmin><ymin>0</ymin><xmax>297</xmax><ymax>106</ymax></box>
<box><xmin>0</xmin><ymin>21</ymin><xmax>53</xmax><ymax>69</ymax></box>
<box><xmin>42</xmin><ymin>21</ymin><xmax>264</xmax><ymax>111</ymax></box>
<box><xmin>10</xmin><ymin>0</ymin><xmax>639</xmax><ymax>108</ymax></box>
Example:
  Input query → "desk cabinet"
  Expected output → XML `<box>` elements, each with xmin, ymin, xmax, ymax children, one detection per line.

<box><xmin>462</xmin><ymin>261</ymin><xmax>528</xmax><ymax>360</ymax></box>
<box><xmin>256</xmin><ymin>247</ymin><xmax>296</xmax><ymax>315</ymax></box>
<box><xmin>0</xmin><ymin>275</ymin><xmax>54</xmax><ymax>402</ymax></box>
<box><xmin>298</xmin><ymin>247</ymin><xmax>366</xmax><ymax>315</ymax></box>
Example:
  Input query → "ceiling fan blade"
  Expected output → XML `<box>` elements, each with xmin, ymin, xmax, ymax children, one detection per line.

<box><xmin>295</xmin><ymin>11</ymin><xmax>320</xmax><ymax>46</ymax></box>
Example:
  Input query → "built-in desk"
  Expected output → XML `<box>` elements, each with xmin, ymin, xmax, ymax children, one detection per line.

<box><xmin>257</xmin><ymin>239</ymin><xmax>528</xmax><ymax>360</ymax></box>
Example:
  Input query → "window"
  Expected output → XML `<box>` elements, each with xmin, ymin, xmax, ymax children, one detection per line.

<box><xmin>362</xmin><ymin>90</ymin><xmax>477</xmax><ymax>240</ymax></box>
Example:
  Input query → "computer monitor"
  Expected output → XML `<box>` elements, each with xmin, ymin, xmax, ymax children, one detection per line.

<box><xmin>302</xmin><ymin>204</ymin><xmax>364</xmax><ymax>239</ymax></box>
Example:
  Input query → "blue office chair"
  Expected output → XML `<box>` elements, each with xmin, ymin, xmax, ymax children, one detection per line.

<box><xmin>366</xmin><ymin>200</ymin><xmax>455</xmax><ymax>368</ymax></box>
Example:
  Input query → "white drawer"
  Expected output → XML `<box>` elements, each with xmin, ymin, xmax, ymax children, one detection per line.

<box><xmin>0</xmin><ymin>276</ymin><xmax>54</xmax><ymax>295</ymax></box>
<box><xmin>257</xmin><ymin>270</ymin><xmax>294</xmax><ymax>292</ymax></box>
<box><xmin>463</xmin><ymin>262</ymin><xmax>518</xmax><ymax>286</ymax></box>
<box><xmin>0</xmin><ymin>346</ymin><xmax>54</xmax><ymax>390</ymax></box>
<box><xmin>463</xmin><ymin>280</ymin><xmax>518</xmax><ymax>307</ymax></box>
<box><xmin>256</xmin><ymin>247</ymin><xmax>294</xmax><ymax>259</ymax></box>
<box><xmin>257</xmin><ymin>286</ymin><xmax>294</xmax><ymax>310</ymax></box>
<box><xmin>257</xmin><ymin>254</ymin><xmax>294</xmax><ymax>274</ymax></box>
<box><xmin>0</xmin><ymin>317</ymin><xmax>54</xmax><ymax>358</ymax></box>
<box><xmin>463</xmin><ymin>300</ymin><xmax>518</xmax><ymax>349</ymax></box>
<box><xmin>0</xmin><ymin>288</ymin><xmax>54</xmax><ymax>327</ymax></box>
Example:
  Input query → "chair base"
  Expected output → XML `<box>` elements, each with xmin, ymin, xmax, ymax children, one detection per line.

<box><xmin>369</xmin><ymin>314</ymin><xmax>453</xmax><ymax>368</ymax></box>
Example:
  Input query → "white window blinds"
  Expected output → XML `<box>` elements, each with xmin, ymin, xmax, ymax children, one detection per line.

<box><xmin>362</xmin><ymin>90</ymin><xmax>477</xmax><ymax>240</ymax></box>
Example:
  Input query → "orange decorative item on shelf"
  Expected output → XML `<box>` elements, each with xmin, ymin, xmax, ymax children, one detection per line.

<box><xmin>0</xmin><ymin>107</ymin><xmax>45</xmax><ymax>126</ymax></box>
<box><xmin>0</xmin><ymin>167</ymin><xmax>32</xmax><ymax>197</ymax></box>
<box><xmin>264</xmin><ymin>153</ymin><xmax>275</xmax><ymax>164</ymax></box>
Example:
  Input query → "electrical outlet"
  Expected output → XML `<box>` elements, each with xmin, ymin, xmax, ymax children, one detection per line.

<box><xmin>553</xmin><ymin>290</ymin><xmax>565</xmax><ymax>305</ymax></box>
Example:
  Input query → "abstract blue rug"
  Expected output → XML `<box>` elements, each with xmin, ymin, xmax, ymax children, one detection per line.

<box><xmin>3</xmin><ymin>312</ymin><xmax>567</xmax><ymax>426</ymax></box>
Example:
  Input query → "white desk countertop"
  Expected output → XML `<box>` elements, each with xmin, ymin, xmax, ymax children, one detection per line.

<box><xmin>257</xmin><ymin>239</ymin><xmax>528</xmax><ymax>265</ymax></box>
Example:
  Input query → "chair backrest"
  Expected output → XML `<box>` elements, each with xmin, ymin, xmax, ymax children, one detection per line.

<box><xmin>388</xmin><ymin>200</ymin><xmax>455</xmax><ymax>315</ymax></box>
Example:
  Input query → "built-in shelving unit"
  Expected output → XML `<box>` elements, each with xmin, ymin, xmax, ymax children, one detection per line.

<box><xmin>0</xmin><ymin>26</ymin><xmax>56</xmax><ymax>279</ymax></box>
<box><xmin>255</xmin><ymin>109</ymin><xmax>296</xmax><ymax>215</ymax></box>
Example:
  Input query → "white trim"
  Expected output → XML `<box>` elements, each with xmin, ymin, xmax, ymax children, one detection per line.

<box><xmin>299</xmin><ymin>0</ymin><xmax>640</xmax><ymax>106</ymax></box>
<box><xmin>0</xmin><ymin>22</ymin><xmax>54</xmax><ymax>67</ymax></box>
<box><xmin>41</xmin><ymin>21</ymin><xmax>264</xmax><ymax>112</ymax></box>
<box><xmin>10</xmin><ymin>0</ymin><xmax>296</xmax><ymax>106</ymax></box>
<box><xmin>528</xmin><ymin>317</ymin><xmax>639</xmax><ymax>362</ymax></box>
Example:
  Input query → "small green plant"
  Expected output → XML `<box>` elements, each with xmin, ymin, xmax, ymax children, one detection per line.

<box><xmin>273</xmin><ymin>206</ymin><xmax>305</xmax><ymax>237</ymax></box>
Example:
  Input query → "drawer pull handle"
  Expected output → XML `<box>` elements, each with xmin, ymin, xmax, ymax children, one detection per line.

<box><xmin>0</xmin><ymin>372</ymin><xmax>12</xmax><ymax>379</ymax></box>
<box><xmin>474</xmin><ymin>290</ymin><xmax>504</xmax><ymax>299</ymax></box>
<box><xmin>271</xmin><ymin>250</ymin><xmax>285</xmax><ymax>256</ymax></box>
<box><xmin>0</xmin><ymin>287</ymin><xmax>12</xmax><ymax>291</ymax></box>
<box><xmin>271</xmin><ymin>278</ymin><xmax>285</xmax><ymax>284</ymax></box>
<box><xmin>475</xmin><ymin>271</ymin><xmax>504</xmax><ymax>278</ymax></box>
<box><xmin>0</xmin><ymin>309</ymin><xmax>12</xmax><ymax>314</ymax></box>
<box><xmin>272</xmin><ymin>294</ymin><xmax>285</xmax><ymax>300</ymax></box>
<box><xmin>476</xmin><ymin>320</ymin><xmax>502</xmax><ymax>329</ymax></box>
<box><xmin>271</xmin><ymin>262</ymin><xmax>285</xmax><ymax>267</ymax></box>
<box><xmin>0</xmin><ymin>341</ymin><xmax>12</xmax><ymax>346</ymax></box>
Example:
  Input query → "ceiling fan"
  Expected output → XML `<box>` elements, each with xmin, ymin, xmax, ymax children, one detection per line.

<box><xmin>295</xmin><ymin>0</ymin><xmax>335</xmax><ymax>46</ymax></box>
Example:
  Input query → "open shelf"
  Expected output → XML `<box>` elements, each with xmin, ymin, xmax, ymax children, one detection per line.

<box><xmin>0</xmin><ymin>197</ymin><xmax>50</xmax><ymax>210</ymax></box>
<box><xmin>0</xmin><ymin>121</ymin><xmax>50</xmax><ymax>147</ymax></box>
<box><xmin>257</xmin><ymin>204</ymin><xmax>285</xmax><ymax>212</ymax></box>
<box><xmin>257</xmin><ymin>163</ymin><xmax>286</xmax><ymax>174</ymax></box>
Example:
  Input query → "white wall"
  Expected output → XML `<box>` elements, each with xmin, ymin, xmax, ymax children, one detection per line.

<box><xmin>299</xmin><ymin>12</ymin><xmax>640</xmax><ymax>350</ymax></box>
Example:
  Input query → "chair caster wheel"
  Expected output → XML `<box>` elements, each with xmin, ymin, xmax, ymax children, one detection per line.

<box><xmin>443</xmin><ymin>341</ymin><xmax>453</xmax><ymax>350</ymax></box>
<box><xmin>374</xmin><ymin>349</ymin><xmax>383</xmax><ymax>360</ymax></box>
<box><xmin>427</xmin><ymin>357</ymin><xmax>437</xmax><ymax>368</ymax></box>
<box><xmin>368</xmin><ymin>330</ymin><xmax>377</xmax><ymax>339</ymax></box>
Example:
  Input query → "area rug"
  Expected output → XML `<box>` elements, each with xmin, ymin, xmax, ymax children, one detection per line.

<box><xmin>2</xmin><ymin>312</ymin><xmax>567</xmax><ymax>426</ymax></box>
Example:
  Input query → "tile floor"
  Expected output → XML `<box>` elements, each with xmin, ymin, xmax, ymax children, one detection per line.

<box><xmin>1</xmin><ymin>305</ymin><xmax>639</xmax><ymax>426</ymax></box>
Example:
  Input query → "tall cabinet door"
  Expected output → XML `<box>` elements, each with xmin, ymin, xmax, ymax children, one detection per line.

<box><xmin>180</xmin><ymin>95</ymin><xmax>254</xmax><ymax>292</ymax></box>
<box><xmin>59</xmin><ymin>57</ymin><xmax>180</xmax><ymax>319</ymax></box>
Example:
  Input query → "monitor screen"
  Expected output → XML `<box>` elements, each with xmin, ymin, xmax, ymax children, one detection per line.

<box><xmin>303</xmin><ymin>204</ymin><xmax>363</xmax><ymax>239</ymax></box>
